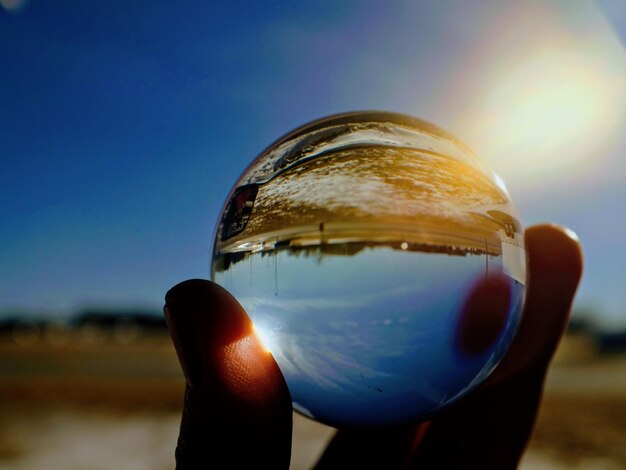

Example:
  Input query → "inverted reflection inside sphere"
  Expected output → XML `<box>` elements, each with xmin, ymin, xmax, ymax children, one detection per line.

<box><xmin>211</xmin><ymin>112</ymin><xmax>525</xmax><ymax>427</ymax></box>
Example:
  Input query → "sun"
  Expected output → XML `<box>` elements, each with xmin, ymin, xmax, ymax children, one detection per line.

<box><xmin>467</xmin><ymin>48</ymin><xmax>625</xmax><ymax>183</ymax></box>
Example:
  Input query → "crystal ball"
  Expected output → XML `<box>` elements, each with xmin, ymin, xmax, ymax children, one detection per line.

<box><xmin>211</xmin><ymin>112</ymin><xmax>526</xmax><ymax>427</ymax></box>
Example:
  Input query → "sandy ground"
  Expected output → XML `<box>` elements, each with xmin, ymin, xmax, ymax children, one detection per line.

<box><xmin>1</xmin><ymin>403</ymin><xmax>623</xmax><ymax>470</ymax></box>
<box><xmin>0</xmin><ymin>409</ymin><xmax>337</xmax><ymax>470</ymax></box>
<box><xmin>0</xmin><ymin>334</ymin><xmax>624</xmax><ymax>469</ymax></box>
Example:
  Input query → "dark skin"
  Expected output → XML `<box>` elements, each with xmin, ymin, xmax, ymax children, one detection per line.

<box><xmin>164</xmin><ymin>224</ymin><xmax>583</xmax><ymax>469</ymax></box>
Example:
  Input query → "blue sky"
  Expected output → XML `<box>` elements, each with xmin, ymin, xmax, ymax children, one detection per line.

<box><xmin>1</xmin><ymin>0</ymin><xmax>625</xmax><ymax>327</ymax></box>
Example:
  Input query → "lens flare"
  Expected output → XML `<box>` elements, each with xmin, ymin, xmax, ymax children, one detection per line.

<box><xmin>1</xmin><ymin>0</ymin><xmax>28</xmax><ymax>13</ymax></box>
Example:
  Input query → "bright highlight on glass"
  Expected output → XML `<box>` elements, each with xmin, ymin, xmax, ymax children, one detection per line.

<box><xmin>211</xmin><ymin>112</ymin><xmax>526</xmax><ymax>426</ymax></box>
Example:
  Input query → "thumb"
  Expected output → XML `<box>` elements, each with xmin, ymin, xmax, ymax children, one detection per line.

<box><xmin>164</xmin><ymin>279</ymin><xmax>292</xmax><ymax>469</ymax></box>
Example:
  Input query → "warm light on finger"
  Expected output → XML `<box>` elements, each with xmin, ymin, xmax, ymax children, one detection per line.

<box><xmin>219</xmin><ymin>330</ymin><xmax>283</xmax><ymax>406</ymax></box>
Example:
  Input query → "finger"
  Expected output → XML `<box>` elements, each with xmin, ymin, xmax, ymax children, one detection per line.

<box><xmin>410</xmin><ymin>224</ymin><xmax>583</xmax><ymax>469</ymax></box>
<box><xmin>314</xmin><ymin>224</ymin><xmax>583</xmax><ymax>470</ymax></box>
<box><xmin>487</xmin><ymin>224</ymin><xmax>584</xmax><ymax>383</ymax></box>
<box><xmin>165</xmin><ymin>279</ymin><xmax>292</xmax><ymax>469</ymax></box>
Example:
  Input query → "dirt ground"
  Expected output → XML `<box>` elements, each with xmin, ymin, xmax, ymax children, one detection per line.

<box><xmin>0</xmin><ymin>334</ymin><xmax>623</xmax><ymax>469</ymax></box>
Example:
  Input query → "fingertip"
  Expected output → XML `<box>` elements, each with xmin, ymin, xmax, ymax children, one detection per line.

<box><xmin>164</xmin><ymin>279</ymin><xmax>244</xmax><ymax>326</ymax></box>
<box><xmin>164</xmin><ymin>278</ymin><xmax>291</xmax><ymax>406</ymax></box>
<box><xmin>525</xmin><ymin>223</ymin><xmax>584</xmax><ymax>338</ymax></box>
<box><xmin>164</xmin><ymin>279</ymin><xmax>252</xmax><ymax>386</ymax></box>
<box><xmin>165</xmin><ymin>278</ymin><xmax>211</xmax><ymax>311</ymax></box>
<box><xmin>525</xmin><ymin>224</ymin><xmax>583</xmax><ymax>285</ymax></box>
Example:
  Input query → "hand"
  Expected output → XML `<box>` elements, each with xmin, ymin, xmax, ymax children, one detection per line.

<box><xmin>164</xmin><ymin>224</ymin><xmax>583</xmax><ymax>469</ymax></box>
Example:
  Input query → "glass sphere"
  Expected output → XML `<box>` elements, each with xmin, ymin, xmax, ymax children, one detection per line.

<box><xmin>211</xmin><ymin>112</ymin><xmax>525</xmax><ymax>427</ymax></box>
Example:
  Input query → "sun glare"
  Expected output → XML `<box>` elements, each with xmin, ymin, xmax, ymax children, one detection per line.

<box><xmin>480</xmin><ymin>50</ymin><xmax>624</xmax><ymax>180</ymax></box>
<box><xmin>506</xmin><ymin>56</ymin><xmax>601</xmax><ymax>148</ymax></box>
<box><xmin>252</xmin><ymin>323</ymin><xmax>274</xmax><ymax>354</ymax></box>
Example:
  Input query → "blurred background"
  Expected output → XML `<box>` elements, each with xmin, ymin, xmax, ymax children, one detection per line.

<box><xmin>1</xmin><ymin>0</ymin><xmax>625</xmax><ymax>468</ymax></box>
